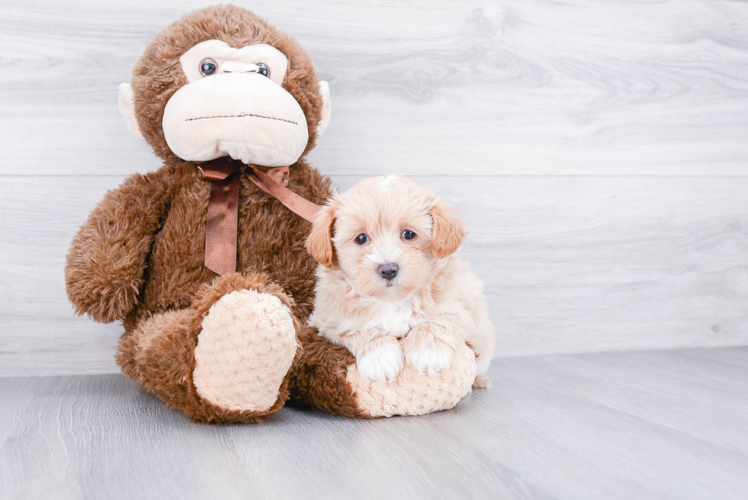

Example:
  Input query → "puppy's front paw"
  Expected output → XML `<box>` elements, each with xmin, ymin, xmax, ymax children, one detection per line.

<box><xmin>405</xmin><ymin>345</ymin><xmax>455</xmax><ymax>376</ymax></box>
<box><xmin>402</xmin><ymin>323</ymin><xmax>457</xmax><ymax>376</ymax></box>
<box><xmin>356</xmin><ymin>341</ymin><xmax>404</xmax><ymax>383</ymax></box>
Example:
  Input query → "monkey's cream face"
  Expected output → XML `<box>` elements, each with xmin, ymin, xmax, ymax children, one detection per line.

<box><xmin>161</xmin><ymin>40</ymin><xmax>309</xmax><ymax>166</ymax></box>
<box><xmin>119</xmin><ymin>39</ymin><xmax>331</xmax><ymax>167</ymax></box>
<box><xmin>331</xmin><ymin>176</ymin><xmax>439</xmax><ymax>302</ymax></box>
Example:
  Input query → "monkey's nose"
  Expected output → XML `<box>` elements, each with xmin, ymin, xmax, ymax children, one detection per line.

<box><xmin>378</xmin><ymin>263</ymin><xmax>399</xmax><ymax>281</ymax></box>
<box><xmin>220</xmin><ymin>61</ymin><xmax>261</xmax><ymax>74</ymax></box>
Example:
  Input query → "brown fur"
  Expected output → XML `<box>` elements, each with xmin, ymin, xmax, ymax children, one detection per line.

<box><xmin>117</xmin><ymin>273</ymin><xmax>302</xmax><ymax>423</ymax></box>
<box><xmin>66</xmin><ymin>5</ymin><xmax>366</xmax><ymax>422</ymax></box>
<box><xmin>288</xmin><ymin>326</ymin><xmax>369</xmax><ymax>419</ymax></box>
<box><xmin>131</xmin><ymin>5</ymin><xmax>324</xmax><ymax>163</ymax></box>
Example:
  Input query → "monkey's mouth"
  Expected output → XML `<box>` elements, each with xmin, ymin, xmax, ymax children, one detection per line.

<box><xmin>185</xmin><ymin>113</ymin><xmax>298</xmax><ymax>125</ymax></box>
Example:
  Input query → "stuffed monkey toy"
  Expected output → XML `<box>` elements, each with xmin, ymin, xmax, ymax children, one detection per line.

<box><xmin>65</xmin><ymin>5</ymin><xmax>477</xmax><ymax>423</ymax></box>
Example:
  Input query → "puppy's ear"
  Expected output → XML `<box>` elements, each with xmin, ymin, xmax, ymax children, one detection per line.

<box><xmin>306</xmin><ymin>202</ymin><xmax>337</xmax><ymax>267</ymax></box>
<box><xmin>431</xmin><ymin>201</ymin><xmax>466</xmax><ymax>258</ymax></box>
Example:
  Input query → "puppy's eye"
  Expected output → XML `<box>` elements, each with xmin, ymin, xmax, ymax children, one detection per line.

<box><xmin>257</xmin><ymin>63</ymin><xmax>269</xmax><ymax>77</ymax></box>
<box><xmin>199</xmin><ymin>58</ymin><xmax>218</xmax><ymax>76</ymax></box>
<box><xmin>401</xmin><ymin>230</ymin><xmax>416</xmax><ymax>241</ymax></box>
<box><xmin>354</xmin><ymin>234</ymin><xmax>369</xmax><ymax>245</ymax></box>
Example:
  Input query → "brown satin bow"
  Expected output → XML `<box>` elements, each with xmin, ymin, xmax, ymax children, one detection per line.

<box><xmin>198</xmin><ymin>157</ymin><xmax>321</xmax><ymax>275</ymax></box>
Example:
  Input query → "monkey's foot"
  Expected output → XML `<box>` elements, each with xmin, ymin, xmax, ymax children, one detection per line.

<box><xmin>346</xmin><ymin>343</ymin><xmax>476</xmax><ymax>417</ymax></box>
<box><xmin>193</xmin><ymin>289</ymin><xmax>297</xmax><ymax>413</ymax></box>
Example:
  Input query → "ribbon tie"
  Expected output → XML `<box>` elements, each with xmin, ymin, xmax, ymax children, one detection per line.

<box><xmin>199</xmin><ymin>157</ymin><xmax>321</xmax><ymax>275</ymax></box>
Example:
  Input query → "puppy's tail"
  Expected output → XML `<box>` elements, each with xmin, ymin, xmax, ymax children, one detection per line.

<box><xmin>473</xmin><ymin>374</ymin><xmax>492</xmax><ymax>389</ymax></box>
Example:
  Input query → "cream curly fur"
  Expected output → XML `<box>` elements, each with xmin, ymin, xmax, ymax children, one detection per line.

<box><xmin>307</xmin><ymin>175</ymin><xmax>495</xmax><ymax>386</ymax></box>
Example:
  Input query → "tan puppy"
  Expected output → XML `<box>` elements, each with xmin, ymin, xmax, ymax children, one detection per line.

<box><xmin>306</xmin><ymin>175</ymin><xmax>495</xmax><ymax>387</ymax></box>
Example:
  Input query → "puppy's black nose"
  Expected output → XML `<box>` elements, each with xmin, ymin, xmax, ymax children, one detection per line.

<box><xmin>378</xmin><ymin>263</ymin><xmax>399</xmax><ymax>281</ymax></box>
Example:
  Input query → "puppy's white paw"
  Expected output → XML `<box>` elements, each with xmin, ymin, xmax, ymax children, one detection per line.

<box><xmin>357</xmin><ymin>342</ymin><xmax>404</xmax><ymax>383</ymax></box>
<box><xmin>406</xmin><ymin>345</ymin><xmax>455</xmax><ymax>376</ymax></box>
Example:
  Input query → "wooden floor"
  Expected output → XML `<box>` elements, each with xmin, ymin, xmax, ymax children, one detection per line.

<box><xmin>1</xmin><ymin>347</ymin><xmax>747</xmax><ymax>500</ymax></box>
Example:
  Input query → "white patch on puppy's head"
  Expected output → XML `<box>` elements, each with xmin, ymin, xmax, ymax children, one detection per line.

<box><xmin>378</xmin><ymin>174</ymin><xmax>398</xmax><ymax>191</ymax></box>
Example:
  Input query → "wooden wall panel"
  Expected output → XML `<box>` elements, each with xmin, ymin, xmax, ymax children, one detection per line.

<box><xmin>1</xmin><ymin>0</ymin><xmax>747</xmax><ymax>177</ymax></box>
<box><xmin>1</xmin><ymin>176</ymin><xmax>746</xmax><ymax>376</ymax></box>
<box><xmin>1</xmin><ymin>0</ymin><xmax>747</xmax><ymax>375</ymax></box>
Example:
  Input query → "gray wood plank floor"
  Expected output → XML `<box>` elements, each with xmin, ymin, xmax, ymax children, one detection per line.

<box><xmin>2</xmin><ymin>347</ymin><xmax>747</xmax><ymax>500</ymax></box>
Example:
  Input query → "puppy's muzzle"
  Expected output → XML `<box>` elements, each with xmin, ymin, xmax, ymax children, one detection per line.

<box><xmin>378</xmin><ymin>263</ymin><xmax>399</xmax><ymax>281</ymax></box>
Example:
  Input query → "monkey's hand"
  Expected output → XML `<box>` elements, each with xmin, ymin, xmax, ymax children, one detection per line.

<box><xmin>65</xmin><ymin>171</ymin><xmax>171</xmax><ymax>323</ymax></box>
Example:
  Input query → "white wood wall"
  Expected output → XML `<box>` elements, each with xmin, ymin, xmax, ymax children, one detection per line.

<box><xmin>1</xmin><ymin>0</ymin><xmax>747</xmax><ymax>376</ymax></box>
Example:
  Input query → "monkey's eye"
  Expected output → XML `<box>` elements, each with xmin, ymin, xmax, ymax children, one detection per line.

<box><xmin>354</xmin><ymin>234</ymin><xmax>369</xmax><ymax>245</ymax></box>
<box><xmin>401</xmin><ymin>230</ymin><xmax>416</xmax><ymax>241</ymax></box>
<box><xmin>199</xmin><ymin>58</ymin><xmax>218</xmax><ymax>76</ymax></box>
<box><xmin>257</xmin><ymin>63</ymin><xmax>269</xmax><ymax>77</ymax></box>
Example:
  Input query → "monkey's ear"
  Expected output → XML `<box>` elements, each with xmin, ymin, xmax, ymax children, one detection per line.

<box><xmin>431</xmin><ymin>201</ymin><xmax>466</xmax><ymax>258</ymax></box>
<box><xmin>317</xmin><ymin>81</ymin><xmax>332</xmax><ymax>138</ymax></box>
<box><xmin>305</xmin><ymin>201</ymin><xmax>337</xmax><ymax>268</ymax></box>
<box><xmin>118</xmin><ymin>83</ymin><xmax>143</xmax><ymax>139</ymax></box>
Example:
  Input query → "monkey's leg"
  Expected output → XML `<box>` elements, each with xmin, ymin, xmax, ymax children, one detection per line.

<box><xmin>117</xmin><ymin>273</ymin><xmax>300</xmax><ymax>424</ymax></box>
<box><xmin>288</xmin><ymin>327</ymin><xmax>476</xmax><ymax>418</ymax></box>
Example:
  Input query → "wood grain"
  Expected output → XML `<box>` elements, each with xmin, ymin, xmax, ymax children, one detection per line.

<box><xmin>1</xmin><ymin>175</ymin><xmax>746</xmax><ymax>376</ymax></box>
<box><xmin>1</xmin><ymin>348</ymin><xmax>747</xmax><ymax>499</ymax></box>
<box><xmin>1</xmin><ymin>0</ymin><xmax>747</xmax><ymax>375</ymax></box>
<box><xmin>0</xmin><ymin>0</ymin><xmax>747</xmax><ymax>177</ymax></box>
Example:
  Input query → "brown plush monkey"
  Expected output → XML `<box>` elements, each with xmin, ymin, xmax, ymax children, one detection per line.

<box><xmin>65</xmin><ymin>5</ymin><xmax>475</xmax><ymax>423</ymax></box>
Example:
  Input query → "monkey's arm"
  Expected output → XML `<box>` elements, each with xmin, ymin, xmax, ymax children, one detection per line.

<box><xmin>65</xmin><ymin>170</ymin><xmax>173</xmax><ymax>323</ymax></box>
